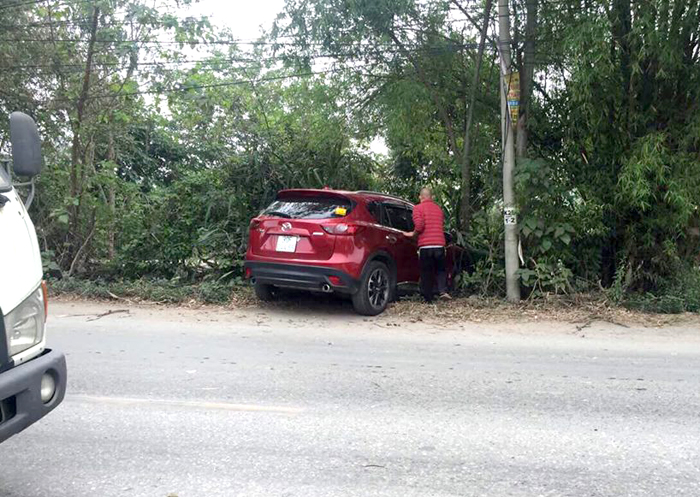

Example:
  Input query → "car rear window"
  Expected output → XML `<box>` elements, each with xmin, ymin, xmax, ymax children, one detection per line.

<box><xmin>262</xmin><ymin>196</ymin><xmax>353</xmax><ymax>220</ymax></box>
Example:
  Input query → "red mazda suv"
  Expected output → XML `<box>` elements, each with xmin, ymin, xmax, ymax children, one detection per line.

<box><xmin>245</xmin><ymin>189</ymin><xmax>464</xmax><ymax>315</ymax></box>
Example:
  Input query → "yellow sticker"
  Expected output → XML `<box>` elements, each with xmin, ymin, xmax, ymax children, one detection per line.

<box><xmin>334</xmin><ymin>207</ymin><xmax>347</xmax><ymax>216</ymax></box>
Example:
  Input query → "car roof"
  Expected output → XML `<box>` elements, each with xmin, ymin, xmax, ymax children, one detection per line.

<box><xmin>278</xmin><ymin>188</ymin><xmax>414</xmax><ymax>207</ymax></box>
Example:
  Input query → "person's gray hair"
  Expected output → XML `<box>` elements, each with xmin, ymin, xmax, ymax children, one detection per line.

<box><xmin>420</xmin><ymin>187</ymin><xmax>433</xmax><ymax>199</ymax></box>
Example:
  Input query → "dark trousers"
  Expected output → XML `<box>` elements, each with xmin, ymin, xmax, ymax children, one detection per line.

<box><xmin>419</xmin><ymin>247</ymin><xmax>447</xmax><ymax>302</ymax></box>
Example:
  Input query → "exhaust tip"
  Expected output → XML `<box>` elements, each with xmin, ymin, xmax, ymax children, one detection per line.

<box><xmin>321</xmin><ymin>283</ymin><xmax>332</xmax><ymax>293</ymax></box>
<box><xmin>251</xmin><ymin>278</ymin><xmax>257</xmax><ymax>285</ymax></box>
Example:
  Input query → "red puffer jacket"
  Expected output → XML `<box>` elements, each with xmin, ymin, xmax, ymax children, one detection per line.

<box><xmin>412</xmin><ymin>199</ymin><xmax>446</xmax><ymax>247</ymax></box>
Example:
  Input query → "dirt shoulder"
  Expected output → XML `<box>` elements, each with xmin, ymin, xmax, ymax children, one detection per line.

<box><xmin>48</xmin><ymin>280</ymin><xmax>700</xmax><ymax>331</ymax></box>
<box><xmin>50</xmin><ymin>293</ymin><xmax>700</xmax><ymax>343</ymax></box>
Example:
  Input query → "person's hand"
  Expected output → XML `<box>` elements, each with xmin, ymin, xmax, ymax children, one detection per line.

<box><xmin>403</xmin><ymin>231</ymin><xmax>415</xmax><ymax>238</ymax></box>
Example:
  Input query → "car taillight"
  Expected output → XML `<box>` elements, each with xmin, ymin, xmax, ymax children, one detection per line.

<box><xmin>322</xmin><ymin>223</ymin><xmax>361</xmax><ymax>235</ymax></box>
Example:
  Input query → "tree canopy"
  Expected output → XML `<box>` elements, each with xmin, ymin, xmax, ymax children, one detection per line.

<box><xmin>1</xmin><ymin>0</ymin><xmax>698</xmax><ymax>309</ymax></box>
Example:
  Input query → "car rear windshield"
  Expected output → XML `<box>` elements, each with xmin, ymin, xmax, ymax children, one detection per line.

<box><xmin>262</xmin><ymin>196</ymin><xmax>353</xmax><ymax>220</ymax></box>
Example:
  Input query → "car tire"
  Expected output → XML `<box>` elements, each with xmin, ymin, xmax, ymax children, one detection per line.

<box><xmin>352</xmin><ymin>261</ymin><xmax>392</xmax><ymax>316</ymax></box>
<box><xmin>254</xmin><ymin>281</ymin><xmax>278</xmax><ymax>301</ymax></box>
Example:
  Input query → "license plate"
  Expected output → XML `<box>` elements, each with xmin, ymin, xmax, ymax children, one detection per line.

<box><xmin>276</xmin><ymin>235</ymin><xmax>298</xmax><ymax>253</ymax></box>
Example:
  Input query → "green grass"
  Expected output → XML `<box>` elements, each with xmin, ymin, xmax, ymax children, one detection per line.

<box><xmin>621</xmin><ymin>265</ymin><xmax>700</xmax><ymax>314</ymax></box>
<box><xmin>48</xmin><ymin>277</ymin><xmax>243</xmax><ymax>305</ymax></box>
<box><xmin>50</xmin><ymin>267</ymin><xmax>700</xmax><ymax>316</ymax></box>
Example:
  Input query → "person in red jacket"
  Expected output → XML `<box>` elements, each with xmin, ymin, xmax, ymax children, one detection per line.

<box><xmin>404</xmin><ymin>187</ymin><xmax>451</xmax><ymax>303</ymax></box>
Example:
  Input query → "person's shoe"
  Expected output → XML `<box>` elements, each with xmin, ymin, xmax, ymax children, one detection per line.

<box><xmin>439</xmin><ymin>292</ymin><xmax>452</xmax><ymax>300</ymax></box>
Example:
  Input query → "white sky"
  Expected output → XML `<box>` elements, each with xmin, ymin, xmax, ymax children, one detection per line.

<box><xmin>184</xmin><ymin>0</ymin><xmax>287</xmax><ymax>41</ymax></box>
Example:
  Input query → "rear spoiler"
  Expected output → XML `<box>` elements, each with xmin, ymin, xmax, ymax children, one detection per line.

<box><xmin>277</xmin><ymin>189</ymin><xmax>354</xmax><ymax>201</ymax></box>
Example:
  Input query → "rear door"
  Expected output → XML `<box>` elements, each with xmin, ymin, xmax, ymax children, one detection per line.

<box><xmin>249</xmin><ymin>193</ymin><xmax>352</xmax><ymax>261</ymax></box>
<box><xmin>381</xmin><ymin>203</ymin><xmax>420</xmax><ymax>283</ymax></box>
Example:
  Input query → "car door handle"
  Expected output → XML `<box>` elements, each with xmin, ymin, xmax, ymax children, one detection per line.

<box><xmin>386</xmin><ymin>235</ymin><xmax>397</xmax><ymax>244</ymax></box>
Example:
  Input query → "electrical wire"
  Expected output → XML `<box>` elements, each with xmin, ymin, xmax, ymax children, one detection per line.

<box><xmin>47</xmin><ymin>64</ymin><xmax>373</xmax><ymax>103</ymax></box>
<box><xmin>0</xmin><ymin>0</ymin><xmax>93</xmax><ymax>11</ymax></box>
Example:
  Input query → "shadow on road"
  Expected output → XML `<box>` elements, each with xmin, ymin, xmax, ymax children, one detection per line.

<box><xmin>255</xmin><ymin>289</ymin><xmax>360</xmax><ymax>317</ymax></box>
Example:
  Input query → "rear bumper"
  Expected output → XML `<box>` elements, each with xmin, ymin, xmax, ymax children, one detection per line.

<box><xmin>245</xmin><ymin>261</ymin><xmax>360</xmax><ymax>294</ymax></box>
<box><xmin>0</xmin><ymin>349</ymin><xmax>67</xmax><ymax>444</ymax></box>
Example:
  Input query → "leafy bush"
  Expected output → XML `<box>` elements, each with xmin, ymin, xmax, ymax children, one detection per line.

<box><xmin>456</xmin><ymin>206</ymin><xmax>506</xmax><ymax>296</ymax></box>
<box><xmin>618</xmin><ymin>264</ymin><xmax>700</xmax><ymax>314</ymax></box>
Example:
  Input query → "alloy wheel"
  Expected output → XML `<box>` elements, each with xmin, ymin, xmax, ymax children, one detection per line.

<box><xmin>367</xmin><ymin>268</ymin><xmax>389</xmax><ymax>310</ymax></box>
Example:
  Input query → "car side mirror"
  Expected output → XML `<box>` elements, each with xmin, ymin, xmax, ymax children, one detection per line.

<box><xmin>9</xmin><ymin>112</ymin><xmax>43</xmax><ymax>178</ymax></box>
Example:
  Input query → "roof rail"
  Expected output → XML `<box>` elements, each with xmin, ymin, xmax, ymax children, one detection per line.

<box><xmin>354</xmin><ymin>190</ymin><xmax>410</xmax><ymax>203</ymax></box>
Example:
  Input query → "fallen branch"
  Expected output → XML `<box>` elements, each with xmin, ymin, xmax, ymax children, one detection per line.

<box><xmin>106</xmin><ymin>291</ymin><xmax>135</xmax><ymax>305</ymax></box>
<box><xmin>87</xmin><ymin>309</ymin><xmax>130</xmax><ymax>321</ymax></box>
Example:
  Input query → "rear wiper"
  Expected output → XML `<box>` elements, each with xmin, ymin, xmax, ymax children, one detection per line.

<box><xmin>265</xmin><ymin>211</ymin><xmax>292</xmax><ymax>219</ymax></box>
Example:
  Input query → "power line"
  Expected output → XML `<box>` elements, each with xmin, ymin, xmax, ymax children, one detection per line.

<box><xmin>0</xmin><ymin>38</ymin><xmax>485</xmax><ymax>68</ymax></box>
<box><xmin>0</xmin><ymin>17</ymin><xmax>222</xmax><ymax>29</ymax></box>
<box><xmin>2</xmin><ymin>55</ymin><xmax>260</xmax><ymax>70</ymax></box>
<box><xmin>0</xmin><ymin>36</ymin><xmax>482</xmax><ymax>50</ymax></box>
<box><xmin>0</xmin><ymin>45</ymin><xmax>481</xmax><ymax>75</ymax></box>
<box><xmin>1</xmin><ymin>14</ymin><xmax>495</xmax><ymax>31</ymax></box>
<box><xmin>0</xmin><ymin>0</ymin><xmax>51</xmax><ymax>11</ymax></box>
<box><xmin>0</xmin><ymin>0</ymin><xmax>93</xmax><ymax>11</ymax></box>
<box><xmin>0</xmin><ymin>37</ymin><xmax>570</xmax><ymax>74</ymax></box>
<box><xmin>52</xmin><ymin>65</ymin><xmax>370</xmax><ymax>102</ymax></box>
<box><xmin>0</xmin><ymin>37</ymin><xmax>286</xmax><ymax>45</ymax></box>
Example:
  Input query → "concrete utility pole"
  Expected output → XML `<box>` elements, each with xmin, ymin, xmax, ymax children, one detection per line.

<box><xmin>497</xmin><ymin>0</ymin><xmax>521</xmax><ymax>302</ymax></box>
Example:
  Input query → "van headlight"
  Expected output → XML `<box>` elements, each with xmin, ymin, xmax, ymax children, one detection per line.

<box><xmin>4</xmin><ymin>287</ymin><xmax>45</xmax><ymax>357</ymax></box>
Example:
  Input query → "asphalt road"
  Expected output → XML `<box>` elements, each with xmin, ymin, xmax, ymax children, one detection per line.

<box><xmin>1</xmin><ymin>301</ymin><xmax>699</xmax><ymax>497</ymax></box>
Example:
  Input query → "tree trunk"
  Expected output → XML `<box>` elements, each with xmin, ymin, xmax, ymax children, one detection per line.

<box><xmin>458</xmin><ymin>0</ymin><xmax>493</xmax><ymax>232</ymax></box>
<box><xmin>107</xmin><ymin>127</ymin><xmax>116</xmax><ymax>260</ymax></box>
<box><xmin>516</xmin><ymin>0</ymin><xmax>537</xmax><ymax>159</ymax></box>
<box><xmin>602</xmin><ymin>0</ymin><xmax>632</xmax><ymax>287</ymax></box>
<box><xmin>69</xmin><ymin>5</ymin><xmax>100</xmax><ymax>254</ymax></box>
<box><xmin>611</xmin><ymin>0</ymin><xmax>632</xmax><ymax>132</ymax></box>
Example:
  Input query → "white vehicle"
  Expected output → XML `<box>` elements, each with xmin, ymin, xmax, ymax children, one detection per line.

<box><xmin>0</xmin><ymin>112</ymin><xmax>66</xmax><ymax>443</ymax></box>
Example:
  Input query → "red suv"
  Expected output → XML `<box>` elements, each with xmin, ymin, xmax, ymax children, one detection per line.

<box><xmin>245</xmin><ymin>189</ymin><xmax>464</xmax><ymax>315</ymax></box>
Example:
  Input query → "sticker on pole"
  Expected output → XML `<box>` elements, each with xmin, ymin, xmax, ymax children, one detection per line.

<box><xmin>504</xmin><ymin>208</ymin><xmax>517</xmax><ymax>225</ymax></box>
<box><xmin>506</xmin><ymin>72</ymin><xmax>520</xmax><ymax>126</ymax></box>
